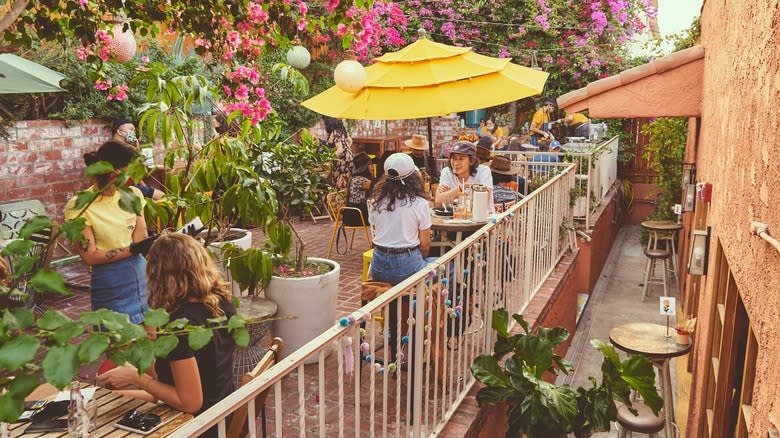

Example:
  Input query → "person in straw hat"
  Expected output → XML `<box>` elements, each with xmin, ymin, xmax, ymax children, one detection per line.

<box><xmin>403</xmin><ymin>134</ymin><xmax>439</xmax><ymax>191</ymax></box>
<box><xmin>489</xmin><ymin>155</ymin><xmax>523</xmax><ymax>213</ymax></box>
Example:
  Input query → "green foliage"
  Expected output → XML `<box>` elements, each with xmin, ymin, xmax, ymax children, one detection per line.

<box><xmin>641</xmin><ymin>118</ymin><xmax>687</xmax><ymax>221</ymax></box>
<box><xmin>470</xmin><ymin>309</ymin><xmax>662</xmax><ymax>438</ymax></box>
<box><xmin>0</xmin><ymin>304</ymin><xmax>248</xmax><ymax>423</ymax></box>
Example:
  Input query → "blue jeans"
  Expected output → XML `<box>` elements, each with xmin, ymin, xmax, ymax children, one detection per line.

<box><xmin>369</xmin><ymin>248</ymin><xmax>437</xmax><ymax>286</ymax></box>
<box><xmin>90</xmin><ymin>254</ymin><xmax>149</xmax><ymax>324</ymax></box>
<box><xmin>369</xmin><ymin>249</ymin><xmax>437</xmax><ymax>359</ymax></box>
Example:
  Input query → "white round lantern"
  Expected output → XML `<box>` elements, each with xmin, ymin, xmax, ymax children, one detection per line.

<box><xmin>286</xmin><ymin>45</ymin><xmax>311</xmax><ymax>69</ymax></box>
<box><xmin>333</xmin><ymin>60</ymin><xmax>366</xmax><ymax>93</ymax></box>
<box><xmin>109</xmin><ymin>21</ymin><xmax>137</xmax><ymax>62</ymax></box>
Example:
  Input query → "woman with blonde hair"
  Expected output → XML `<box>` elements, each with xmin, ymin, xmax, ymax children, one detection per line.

<box><xmin>98</xmin><ymin>233</ymin><xmax>237</xmax><ymax>438</ymax></box>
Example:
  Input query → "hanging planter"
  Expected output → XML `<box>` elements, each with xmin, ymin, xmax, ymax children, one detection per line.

<box><xmin>106</xmin><ymin>12</ymin><xmax>137</xmax><ymax>62</ymax></box>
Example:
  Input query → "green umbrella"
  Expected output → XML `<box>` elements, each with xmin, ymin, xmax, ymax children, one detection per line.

<box><xmin>0</xmin><ymin>54</ymin><xmax>66</xmax><ymax>94</ymax></box>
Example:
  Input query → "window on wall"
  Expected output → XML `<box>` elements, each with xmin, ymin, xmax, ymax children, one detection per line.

<box><xmin>703</xmin><ymin>241</ymin><xmax>757</xmax><ymax>437</ymax></box>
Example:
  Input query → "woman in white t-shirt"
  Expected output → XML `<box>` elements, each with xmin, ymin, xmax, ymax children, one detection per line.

<box><xmin>368</xmin><ymin>153</ymin><xmax>435</xmax><ymax>285</ymax></box>
<box><xmin>368</xmin><ymin>153</ymin><xmax>437</xmax><ymax>363</ymax></box>
<box><xmin>435</xmin><ymin>141</ymin><xmax>495</xmax><ymax>212</ymax></box>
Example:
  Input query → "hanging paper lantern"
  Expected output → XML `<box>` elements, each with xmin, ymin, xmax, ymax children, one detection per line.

<box><xmin>108</xmin><ymin>19</ymin><xmax>137</xmax><ymax>62</ymax></box>
<box><xmin>286</xmin><ymin>45</ymin><xmax>311</xmax><ymax>69</ymax></box>
<box><xmin>333</xmin><ymin>60</ymin><xmax>366</xmax><ymax>93</ymax></box>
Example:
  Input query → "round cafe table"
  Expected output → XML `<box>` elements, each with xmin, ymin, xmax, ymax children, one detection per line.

<box><xmin>609</xmin><ymin>322</ymin><xmax>691</xmax><ymax>438</ymax></box>
<box><xmin>430</xmin><ymin>213</ymin><xmax>487</xmax><ymax>250</ymax></box>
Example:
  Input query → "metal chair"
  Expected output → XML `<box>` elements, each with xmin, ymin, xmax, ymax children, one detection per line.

<box><xmin>325</xmin><ymin>191</ymin><xmax>372</xmax><ymax>257</ymax></box>
<box><xmin>226</xmin><ymin>337</ymin><xmax>283</xmax><ymax>438</ymax></box>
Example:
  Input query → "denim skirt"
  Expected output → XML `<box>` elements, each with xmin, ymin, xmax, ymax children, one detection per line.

<box><xmin>90</xmin><ymin>254</ymin><xmax>149</xmax><ymax>324</ymax></box>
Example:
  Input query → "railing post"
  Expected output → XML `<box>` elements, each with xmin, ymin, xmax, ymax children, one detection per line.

<box><xmin>412</xmin><ymin>281</ymin><xmax>426</xmax><ymax>436</ymax></box>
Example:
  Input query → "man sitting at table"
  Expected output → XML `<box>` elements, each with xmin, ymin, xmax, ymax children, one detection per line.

<box><xmin>489</xmin><ymin>155</ymin><xmax>523</xmax><ymax>213</ymax></box>
<box><xmin>403</xmin><ymin>134</ymin><xmax>439</xmax><ymax>193</ymax></box>
<box><xmin>475</xmin><ymin>136</ymin><xmax>493</xmax><ymax>164</ymax></box>
<box><xmin>436</xmin><ymin>141</ymin><xmax>494</xmax><ymax>213</ymax></box>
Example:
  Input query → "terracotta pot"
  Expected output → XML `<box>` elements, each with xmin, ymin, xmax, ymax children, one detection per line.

<box><xmin>676</xmin><ymin>332</ymin><xmax>690</xmax><ymax>345</ymax></box>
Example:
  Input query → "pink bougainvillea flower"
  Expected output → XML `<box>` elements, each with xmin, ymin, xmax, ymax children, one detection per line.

<box><xmin>327</xmin><ymin>0</ymin><xmax>340</xmax><ymax>12</ymax></box>
<box><xmin>141</xmin><ymin>55</ymin><xmax>150</xmax><ymax>63</ymax></box>
<box><xmin>297</xmin><ymin>18</ymin><xmax>307</xmax><ymax>31</ymax></box>
<box><xmin>299</xmin><ymin>1</ymin><xmax>308</xmax><ymax>15</ymax></box>
<box><xmin>94</xmin><ymin>79</ymin><xmax>112</xmax><ymax>91</ymax></box>
<box><xmin>226</xmin><ymin>31</ymin><xmax>241</xmax><ymax>47</ymax></box>
<box><xmin>79</xmin><ymin>0</ymin><xmax>88</xmax><ymax>9</ymax></box>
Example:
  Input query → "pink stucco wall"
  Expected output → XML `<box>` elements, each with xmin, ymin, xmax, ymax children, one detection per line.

<box><xmin>687</xmin><ymin>1</ymin><xmax>780</xmax><ymax>436</ymax></box>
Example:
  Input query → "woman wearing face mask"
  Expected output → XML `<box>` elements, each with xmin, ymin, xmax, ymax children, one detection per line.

<box><xmin>64</xmin><ymin>141</ymin><xmax>156</xmax><ymax>324</ymax></box>
<box><xmin>112</xmin><ymin>118</ymin><xmax>164</xmax><ymax>201</ymax></box>
<box><xmin>435</xmin><ymin>141</ymin><xmax>494</xmax><ymax>212</ymax></box>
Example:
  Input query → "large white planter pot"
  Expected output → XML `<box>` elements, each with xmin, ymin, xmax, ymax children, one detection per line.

<box><xmin>206</xmin><ymin>228</ymin><xmax>252</xmax><ymax>296</ymax></box>
<box><xmin>265</xmin><ymin>257</ymin><xmax>340</xmax><ymax>364</ymax></box>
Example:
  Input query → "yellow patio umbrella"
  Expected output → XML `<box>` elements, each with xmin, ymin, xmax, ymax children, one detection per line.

<box><xmin>302</xmin><ymin>38</ymin><xmax>549</xmax><ymax>120</ymax></box>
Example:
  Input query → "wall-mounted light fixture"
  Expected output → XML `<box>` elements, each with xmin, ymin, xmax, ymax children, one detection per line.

<box><xmin>688</xmin><ymin>226</ymin><xmax>711</xmax><ymax>276</ymax></box>
<box><xmin>682</xmin><ymin>163</ymin><xmax>696</xmax><ymax>212</ymax></box>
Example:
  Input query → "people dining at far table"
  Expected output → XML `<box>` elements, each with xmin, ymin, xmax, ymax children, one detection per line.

<box><xmin>475</xmin><ymin>136</ymin><xmax>494</xmax><ymax>164</ymax></box>
<box><xmin>436</xmin><ymin>141</ymin><xmax>495</xmax><ymax>213</ymax></box>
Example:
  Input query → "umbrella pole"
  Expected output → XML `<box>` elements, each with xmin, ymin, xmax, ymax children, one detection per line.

<box><xmin>427</xmin><ymin>117</ymin><xmax>433</xmax><ymax>157</ymax></box>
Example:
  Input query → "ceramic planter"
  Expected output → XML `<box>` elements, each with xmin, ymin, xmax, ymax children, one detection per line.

<box><xmin>206</xmin><ymin>228</ymin><xmax>252</xmax><ymax>296</ymax></box>
<box><xmin>676</xmin><ymin>332</ymin><xmax>690</xmax><ymax>345</ymax></box>
<box><xmin>265</xmin><ymin>258</ymin><xmax>340</xmax><ymax>364</ymax></box>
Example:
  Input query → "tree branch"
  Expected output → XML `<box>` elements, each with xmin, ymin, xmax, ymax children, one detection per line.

<box><xmin>0</xmin><ymin>0</ymin><xmax>30</xmax><ymax>36</ymax></box>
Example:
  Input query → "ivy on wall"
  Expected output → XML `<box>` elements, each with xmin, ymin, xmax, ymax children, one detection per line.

<box><xmin>640</xmin><ymin>117</ymin><xmax>687</xmax><ymax>220</ymax></box>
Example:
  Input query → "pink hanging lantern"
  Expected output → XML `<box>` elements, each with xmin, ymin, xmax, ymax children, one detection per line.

<box><xmin>106</xmin><ymin>12</ymin><xmax>137</xmax><ymax>62</ymax></box>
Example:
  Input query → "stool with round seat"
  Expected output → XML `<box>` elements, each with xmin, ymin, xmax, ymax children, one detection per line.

<box><xmin>641</xmin><ymin>247</ymin><xmax>670</xmax><ymax>301</ymax></box>
<box><xmin>617</xmin><ymin>402</ymin><xmax>665</xmax><ymax>437</ymax></box>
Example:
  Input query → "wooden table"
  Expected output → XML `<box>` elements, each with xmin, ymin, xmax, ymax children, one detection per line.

<box><xmin>609</xmin><ymin>322</ymin><xmax>691</xmax><ymax>438</ymax></box>
<box><xmin>430</xmin><ymin>214</ymin><xmax>487</xmax><ymax>250</ymax></box>
<box><xmin>351</xmin><ymin>135</ymin><xmax>403</xmax><ymax>157</ymax></box>
<box><xmin>10</xmin><ymin>386</ymin><xmax>192</xmax><ymax>437</ymax></box>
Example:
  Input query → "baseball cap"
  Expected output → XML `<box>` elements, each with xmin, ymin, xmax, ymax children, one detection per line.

<box><xmin>450</xmin><ymin>141</ymin><xmax>476</xmax><ymax>156</ymax></box>
<box><xmin>384</xmin><ymin>153</ymin><xmax>417</xmax><ymax>181</ymax></box>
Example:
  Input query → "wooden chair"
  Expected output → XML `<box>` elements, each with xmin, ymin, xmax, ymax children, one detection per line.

<box><xmin>325</xmin><ymin>191</ymin><xmax>372</xmax><ymax>257</ymax></box>
<box><xmin>226</xmin><ymin>337</ymin><xmax>283</xmax><ymax>438</ymax></box>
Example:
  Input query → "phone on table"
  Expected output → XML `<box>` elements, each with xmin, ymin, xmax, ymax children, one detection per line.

<box><xmin>114</xmin><ymin>409</ymin><xmax>164</xmax><ymax>435</ymax></box>
<box><xmin>24</xmin><ymin>418</ymin><xmax>68</xmax><ymax>432</ymax></box>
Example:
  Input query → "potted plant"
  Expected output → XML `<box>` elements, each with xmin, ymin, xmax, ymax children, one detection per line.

<box><xmin>470</xmin><ymin>308</ymin><xmax>663</xmax><ymax>438</ymax></box>
<box><xmin>0</xmin><ymin>165</ymin><xmax>250</xmax><ymax>427</ymax></box>
<box><xmin>675</xmin><ymin>310</ymin><xmax>696</xmax><ymax>345</ymax></box>
<box><xmin>220</xmin><ymin>127</ymin><xmax>337</xmax><ymax>363</ymax></box>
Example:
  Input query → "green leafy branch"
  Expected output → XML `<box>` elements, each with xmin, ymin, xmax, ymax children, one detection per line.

<box><xmin>470</xmin><ymin>308</ymin><xmax>662</xmax><ymax>438</ymax></box>
<box><xmin>0</xmin><ymin>306</ymin><xmax>249</xmax><ymax>423</ymax></box>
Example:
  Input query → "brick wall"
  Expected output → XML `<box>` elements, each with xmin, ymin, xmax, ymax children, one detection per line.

<box><xmin>0</xmin><ymin>119</ymin><xmax>112</xmax><ymax>220</ymax></box>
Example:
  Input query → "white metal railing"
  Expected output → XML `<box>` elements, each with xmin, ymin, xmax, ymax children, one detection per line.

<box><xmin>172</xmin><ymin>164</ymin><xmax>576</xmax><ymax>438</ymax></box>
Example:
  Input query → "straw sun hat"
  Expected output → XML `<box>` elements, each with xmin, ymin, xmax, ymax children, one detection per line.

<box><xmin>403</xmin><ymin>134</ymin><xmax>428</xmax><ymax>151</ymax></box>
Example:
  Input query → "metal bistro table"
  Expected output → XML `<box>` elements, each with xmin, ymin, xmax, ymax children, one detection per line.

<box><xmin>430</xmin><ymin>213</ymin><xmax>487</xmax><ymax>250</ymax></box>
<box><xmin>11</xmin><ymin>386</ymin><xmax>193</xmax><ymax>437</ymax></box>
<box><xmin>609</xmin><ymin>322</ymin><xmax>691</xmax><ymax>438</ymax></box>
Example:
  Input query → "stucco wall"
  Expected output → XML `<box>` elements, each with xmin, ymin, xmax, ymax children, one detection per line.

<box><xmin>687</xmin><ymin>1</ymin><xmax>780</xmax><ymax>435</ymax></box>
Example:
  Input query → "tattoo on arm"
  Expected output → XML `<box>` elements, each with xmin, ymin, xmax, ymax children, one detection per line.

<box><xmin>105</xmin><ymin>248</ymin><xmax>121</xmax><ymax>260</ymax></box>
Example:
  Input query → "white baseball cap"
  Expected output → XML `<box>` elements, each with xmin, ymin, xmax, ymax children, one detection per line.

<box><xmin>383</xmin><ymin>153</ymin><xmax>417</xmax><ymax>182</ymax></box>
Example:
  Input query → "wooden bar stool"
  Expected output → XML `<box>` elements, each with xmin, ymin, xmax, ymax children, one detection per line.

<box><xmin>617</xmin><ymin>402</ymin><xmax>665</xmax><ymax>437</ymax></box>
<box><xmin>656</xmin><ymin>234</ymin><xmax>678</xmax><ymax>281</ymax></box>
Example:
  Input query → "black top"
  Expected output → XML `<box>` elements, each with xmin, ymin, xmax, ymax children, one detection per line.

<box><xmin>411</xmin><ymin>154</ymin><xmax>440</xmax><ymax>183</ymax></box>
<box><xmin>155</xmin><ymin>300</ymin><xmax>237</xmax><ymax>416</ymax></box>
